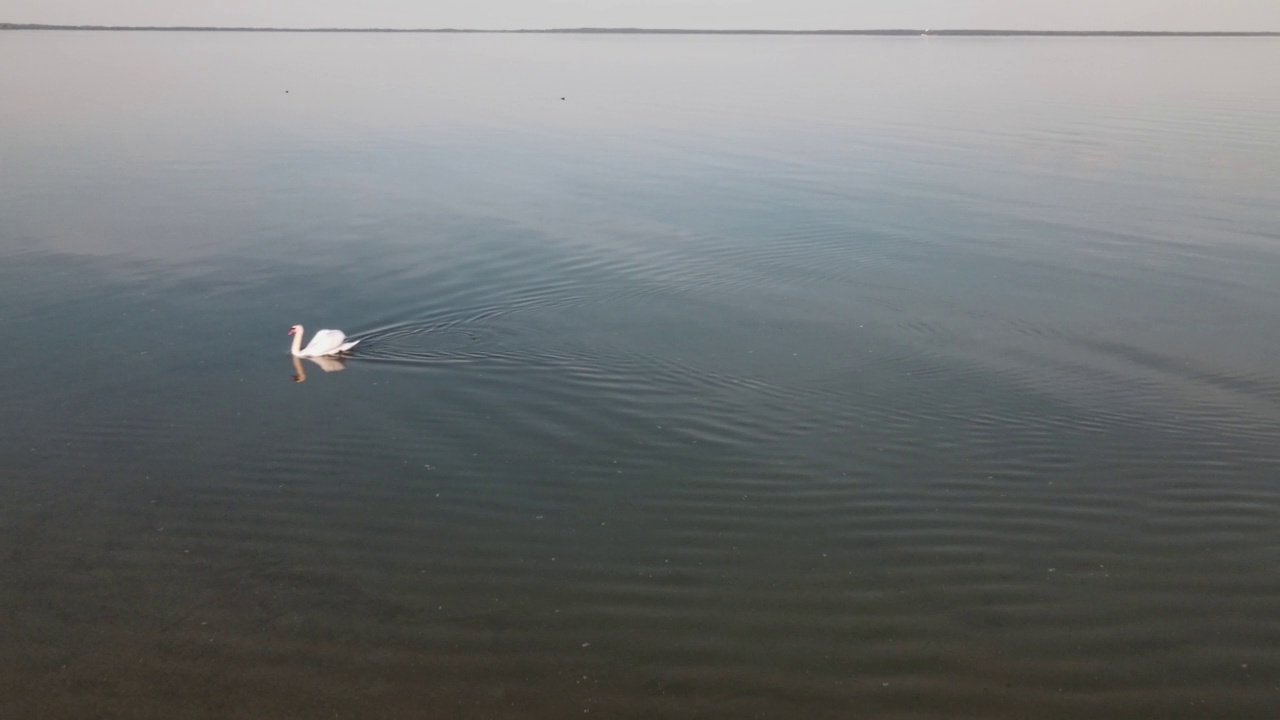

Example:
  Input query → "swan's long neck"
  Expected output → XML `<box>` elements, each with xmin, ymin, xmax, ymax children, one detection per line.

<box><xmin>290</xmin><ymin>326</ymin><xmax>304</xmax><ymax>356</ymax></box>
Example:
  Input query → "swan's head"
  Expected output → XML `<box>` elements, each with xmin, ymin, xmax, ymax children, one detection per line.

<box><xmin>288</xmin><ymin>325</ymin><xmax>300</xmax><ymax>336</ymax></box>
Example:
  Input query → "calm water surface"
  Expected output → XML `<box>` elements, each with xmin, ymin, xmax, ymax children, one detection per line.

<box><xmin>2</xmin><ymin>32</ymin><xmax>1279</xmax><ymax>718</ymax></box>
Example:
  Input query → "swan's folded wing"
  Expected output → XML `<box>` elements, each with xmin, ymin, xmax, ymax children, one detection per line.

<box><xmin>302</xmin><ymin>328</ymin><xmax>348</xmax><ymax>355</ymax></box>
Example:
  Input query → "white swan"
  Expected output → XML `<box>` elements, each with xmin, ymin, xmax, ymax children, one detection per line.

<box><xmin>289</xmin><ymin>324</ymin><xmax>359</xmax><ymax>357</ymax></box>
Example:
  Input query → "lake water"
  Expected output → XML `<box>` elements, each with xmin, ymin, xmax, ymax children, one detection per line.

<box><xmin>2</xmin><ymin>31</ymin><xmax>1279</xmax><ymax>718</ymax></box>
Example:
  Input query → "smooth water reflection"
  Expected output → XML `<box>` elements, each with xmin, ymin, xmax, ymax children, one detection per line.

<box><xmin>2</xmin><ymin>32</ymin><xmax>1280</xmax><ymax>719</ymax></box>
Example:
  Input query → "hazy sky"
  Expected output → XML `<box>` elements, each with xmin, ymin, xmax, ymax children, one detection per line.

<box><xmin>8</xmin><ymin>0</ymin><xmax>1280</xmax><ymax>31</ymax></box>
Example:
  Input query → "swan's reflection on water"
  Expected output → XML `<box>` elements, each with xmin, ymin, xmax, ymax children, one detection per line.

<box><xmin>291</xmin><ymin>354</ymin><xmax>347</xmax><ymax>383</ymax></box>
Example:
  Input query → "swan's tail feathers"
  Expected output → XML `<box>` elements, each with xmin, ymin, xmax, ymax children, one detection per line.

<box><xmin>337</xmin><ymin>339</ymin><xmax>361</xmax><ymax>354</ymax></box>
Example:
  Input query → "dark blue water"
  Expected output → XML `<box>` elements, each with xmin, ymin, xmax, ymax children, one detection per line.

<box><xmin>2</xmin><ymin>32</ymin><xmax>1279</xmax><ymax>718</ymax></box>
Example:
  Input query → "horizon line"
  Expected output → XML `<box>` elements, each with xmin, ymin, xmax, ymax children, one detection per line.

<box><xmin>2</xmin><ymin>23</ymin><xmax>1278</xmax><ymax>37</ymax></box>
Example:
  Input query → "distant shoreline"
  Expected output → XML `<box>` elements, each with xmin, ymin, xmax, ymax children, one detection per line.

<box><xmin>2</xmin><ymin>24</ymin><xmax>1278</xmax><ymax>37</ymax></box>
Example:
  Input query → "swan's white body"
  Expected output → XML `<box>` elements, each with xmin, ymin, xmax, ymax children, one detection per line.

<box><xmin>289</xmin><ymin>324</ymin><xmax>359</xmax><ymax>357</ymax></box>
